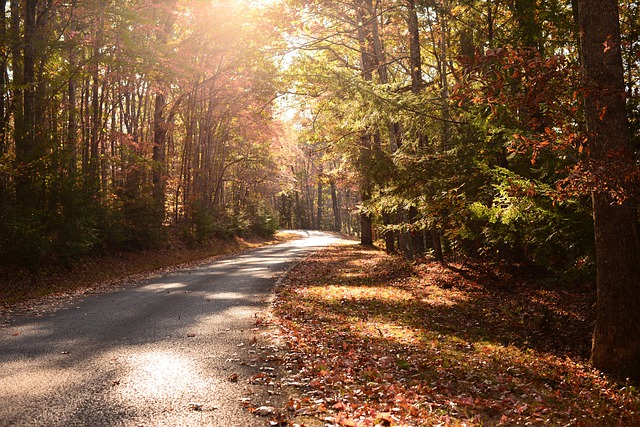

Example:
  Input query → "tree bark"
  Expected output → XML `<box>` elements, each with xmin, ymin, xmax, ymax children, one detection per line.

<box><xmin>316</xmin><ymin>170</ymin><xmax>323</xmax><ymax>230</ymax></box>
<box><xmin>356</xmin><ymin>1</ymin><xmax>375</xmax><ymax>246</ymax></box>
<box><xmin>0</xmin><ymin>0</ymin><xmax>7</xmax><ymax>210</ymax></box>
<box><xmin>152</xmin><ymin>0</ymin><xmax>177</xmax><ymax>226</ymax></box>
<box><xmin>407</xmin><ymin>0</ymin><xmax>422</xmax><ymax>95</ymax></box>
<box><xmin>67</xmin><ymin>0</ymin><xmax>78</xmax><ymax>176</ymax></box>
<box><xmin>14</xmin><ymin>0</ymin><xmax>42</xmax><ymax>211</ymax></box>
<box><xmin>88</xmin><ymin>9</ymin><xmax>102</xmax><ymax>196</ymax></box>
<box><xmin>577</xmin><ymin>0</ymin><xmax>640</xmax><ymax>380</ymax></box>
<box><xmin>0</xmin><ymin>0</ymin><xmax>7</xmax><ymax>156</ymax></box>
<box><xmin>329</xmin><ymin>179</ymin><xmax>342</xmax><ymax>232</ymax></box>
<box><xmin>431</xmin><ymin>228</ymin><xmax>444</xmax><ymax>264</ymax></box>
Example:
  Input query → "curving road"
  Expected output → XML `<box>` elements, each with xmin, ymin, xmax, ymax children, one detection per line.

<box><xmin>0</xmin><ymin>231</ymin><xmax>341</xmax><ymax>427</ymax></box>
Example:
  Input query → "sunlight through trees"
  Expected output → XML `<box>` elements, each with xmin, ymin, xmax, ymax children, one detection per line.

<box><xmin>0</xmin><ymin>0</ymin><xmax>639</xmax><ymax>379</ymax></box>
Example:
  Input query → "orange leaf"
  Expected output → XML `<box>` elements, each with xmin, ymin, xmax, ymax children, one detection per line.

<box><xmin>599</xmin><ymin>106</ymin><xmax>608</xmax><ymax>121</ymax></box>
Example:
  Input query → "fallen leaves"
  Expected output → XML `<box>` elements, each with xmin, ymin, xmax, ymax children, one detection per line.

<box><xmin>272</xmin><ymin>244</ymin><xmax>640</xmax><ymax>426</ymax></box>
<box><xmin>188</xmin><ymin>402</ymin><xmax>203</xmax><ymax>411</ymax></box>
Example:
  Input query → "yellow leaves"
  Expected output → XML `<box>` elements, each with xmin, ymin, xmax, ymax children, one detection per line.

<box><xmin>603</xmin><ymin>35</ymin><xmax>616</xmax><ymax>53</ymax></box>
<box><xmin>306</xmin><ymin>285</ymin><xmax>413</xmax><ymax>303</ymax></box>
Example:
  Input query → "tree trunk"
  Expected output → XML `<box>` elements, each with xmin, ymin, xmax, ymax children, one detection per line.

<box><xmin>382</xmin><ymin>211</ymin><xmax>395</xmax><ymax>253</ymax></box>
<box><xmin>88</xmin><ymin>12</ymin><xmax>102</xmax><ymax>196</ymax></box>
<box><xmin>356</xmin><ymin>1</ymin><xmax>375</xmax><ymax>246</ymax></box>
<box><xmin>360</xmin><ymin>203</ymin><xmax>374</xmax><ymax>245</ymax></box>
<box><xmin>152</xmin><ymin>0</ymin><xmax>177</xmax><ymax>227</ymax></box>
<box><xmin>0</xmin><ymin>0</ymin><xmax>7</xmax><ymax>211</ymax></box>
<box><xmin>577</xmin><ymin>0</ymin><xmax>640</xmax><ymax>380</ymax></box>
<box><xmin>330</xmin><ymin>179</ymin><xmax>341</xmax><ymax>232</ymax></box>
<box><xmin>0</xmin><ymin>0</ymin><xmax>7</xmax><ymax>155</ymax></box>
<box><xmin>67</xmin><ymin>1</ymin><xmax>78</xmax><ymax>177</ymax></box>
<box><xmin>487</xmin><ymin>0</ymin><xmax>494</xmax><ymax>43</ymax></box>
<box><xmin>316</xmin><ymin>171</ymin><xmax>323</xmax><ymax>230</ymax></box>
<box><xmin>294</xmin><ymin>190</ymin><xmax>303</xmax><ymax>228</ymax></box>
<box><xmin>407</xmin><ymin>0</ymin><xmax>422</xmax><ymax>95</ymax></box>
<box><xmin>14</xmin><ymin>0</ymin><xmax>41</xmax><ymax>211</ymax></box>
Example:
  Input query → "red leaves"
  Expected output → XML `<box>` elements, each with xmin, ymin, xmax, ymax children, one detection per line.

<box><xmin>455</xmin><ymin>46</ymin><xmax>640</xmax><ymax>202</ymax></box>
<box><xmin>273</xmin><ymin>245</ymin><xmax>640</xmax><ymax>426</ymax></box>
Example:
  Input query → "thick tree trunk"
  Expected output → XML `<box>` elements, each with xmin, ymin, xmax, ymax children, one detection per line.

<box><xmin>577</xmin><ymin>0</ymin><xmax>640</xmax><ymax>380</ymax></box>
<box><xmin>356</xmin><ymin>1</ymin><xmax>375</xmax><ymax>246</ymax></box>
<box><xmin>360</xmin><ymin>203</ymin><xmax>374</xmax><ymax>245</ymax></box>
<box><xmin>407</xmin><ymin>0</ymin><xmax>422</xmax><ymax>95</ymax></box>
<box><xmin>152</xmin><ymin>0</ymin><xmax>177</xmax><ymax>226</ymax></box>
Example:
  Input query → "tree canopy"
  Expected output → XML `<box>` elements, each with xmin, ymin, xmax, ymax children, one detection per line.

<box><xmin>1</xmin><ymin>0</ymin><xmax>639</xmax><ymax>379</ymax></box>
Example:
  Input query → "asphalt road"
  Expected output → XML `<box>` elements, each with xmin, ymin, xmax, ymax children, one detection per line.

<box><xmin>0</xmin><ymin>231</ymin><xmax>341</xmax><ymax>427</ymax></box>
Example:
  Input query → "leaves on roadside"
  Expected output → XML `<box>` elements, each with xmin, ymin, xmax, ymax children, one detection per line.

<box><xmin>272</xmin><ymin>244</ymin><xmax>640</xmax><ymax>426</ymax></box>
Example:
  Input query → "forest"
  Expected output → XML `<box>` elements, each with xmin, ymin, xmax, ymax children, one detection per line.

<box><xmin>0</xmin><ymin>1</ymin><xmax>639</xmax><ymax>379</ymax></box>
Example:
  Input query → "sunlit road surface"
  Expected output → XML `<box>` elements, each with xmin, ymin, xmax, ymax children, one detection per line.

<box><xmin>0</xmin><ymin>231</ymin><xmax>342</xmax><ymax>426</ymax></box>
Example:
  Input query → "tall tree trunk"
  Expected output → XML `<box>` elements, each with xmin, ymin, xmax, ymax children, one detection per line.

<box><xmin>0</xmin><ymin>0</ymin><xmax>7</xmax><ymax>155</ymax></box>
<box><xmin>14</xmin><ymin>0</ymin><xmax>41</xmax><ymax>211</ymax></box>
<box><xmin>67</xmin><ymin>1</ymin><xmax>78</xmax><ymax>177</ymax></box>
<box><xmin>153</xmin><ymin>90</ymin><xmax>168</xmax><ymax>221</ymax></box>
<box><xmin>152</xmin><ymin>0</ymin><xmax>177</xmax><ymax>227</ymax></box>
<box><xmin>382</xmin><ymin>211</ymin><xmax>395</xmax><ymax>253</ymax></box>
<box><xmin>88</xmin><ymin>11</ymin><xmax>102</xmax><ymax>196</ymax></box>
<box><xmin>439</xmin><ymin>2</ymin><xmax>451</xmax><ymax>150</ymax></box>
<box><xmin>0</xmin><ymin>0</ymin><xmax>7</xmax><ymax>212</ymax></box>
<box><xmin>407</xmin><ymin>0</ymin><xmax>433</xmax><ymax>259</ymax></box>
<box><xmin>431</xmin><ymin>228</ymin><xmax>444</xmax><ymax>264</ymax></box>
<box><xmin>356</xmin><ymin>1</ymin><xmax>375</xmax><ymax>246</ymax></box>
<box><xmin>294</xmin><ymin>189</ymin><xmax>303</xmax><ymax>228</ymax></box>
<box><xmin>407</xmin><ymin>0</ymin><xmax>421</xmax><ymax>95</ymax></box>
<box><xmin>368</xmin><ymin>0</ymin><xmax>404</xmax><ymax>251</ymax></box>
<box><xmin>487</xmin><ymin>0</ymin><xmax>494</xmax><ymax>43</ymax></box>
<box><xmin>577</xmin><ymin>0</ymin><xmax>640</xmax><ymax>380</ymax></box>
<box><xmin>330</xmin><ymin>179</ymin><xmax>341</xmax><ymax>232</ymax></box>
<box><xmin>23</xmin><ymin>0</ymin><xmax>36</xmax><ymax>155</ymax></box>
<box><xmin>316</xmin><ymin>169</ymin><xmax>323</xmax><ymax>230</ymax></box>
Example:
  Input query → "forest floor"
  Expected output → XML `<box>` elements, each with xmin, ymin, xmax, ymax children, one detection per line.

<box><xmin>0</xmin><ymin>231</ymin><xmax>299</xmax><ymax>310</ymax></box>
<box><xmin>269</xmin><ymin>242</ymin><xmax>640</xmax><ymax>427</ymax></box>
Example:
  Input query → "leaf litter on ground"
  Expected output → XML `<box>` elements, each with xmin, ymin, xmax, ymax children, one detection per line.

<box><xmin>271</xmin><ymin>242</ymin><xmax>640</xmax><ymax>426</ymax></box>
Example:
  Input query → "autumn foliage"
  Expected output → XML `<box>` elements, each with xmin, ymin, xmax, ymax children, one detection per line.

<box><xmin>273</xmin><ymin>244</ymin><xmax>640</xmax><ymax>426</ymax></box>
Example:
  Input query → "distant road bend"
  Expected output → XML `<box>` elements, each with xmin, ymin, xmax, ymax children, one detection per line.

<box><xmin>0</xmin><ymin>231</ymin><xmax>342</xmax><ymax>427</ymax></box>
